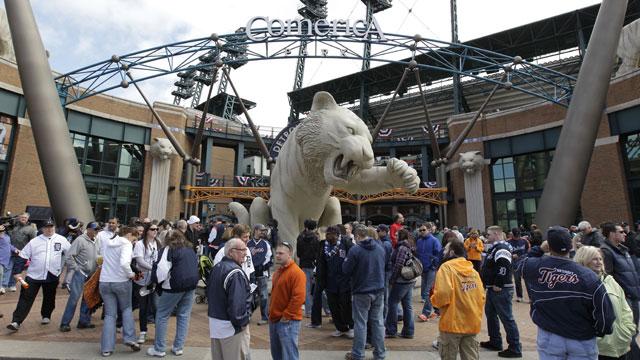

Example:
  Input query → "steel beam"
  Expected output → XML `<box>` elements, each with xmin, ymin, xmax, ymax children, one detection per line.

<box><xmin>536</xmin><ymin>0</ymin><xmax>628</xmax><ymax>230</ymax></box>
<box><xmin>4</xmin><ymin>0</ymin><xmax>94</xmax><ymax>225</ymax></box>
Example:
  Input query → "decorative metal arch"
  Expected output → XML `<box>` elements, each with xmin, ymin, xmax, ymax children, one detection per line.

<box><xmin>55</xmin><ymin>25</ymin><xmax>576</xmax><ymax>107</ymax></box>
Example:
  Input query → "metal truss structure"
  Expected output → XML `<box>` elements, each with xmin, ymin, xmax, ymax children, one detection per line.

<box><xmin>55</xmin><ymin>25</ymin><xmax>577</xmax><ymax>108</ymax></box>
<box><xmin>185</xmin><ymin>186</ymin><xmax>447</xmax><ymax>206</ymax></box>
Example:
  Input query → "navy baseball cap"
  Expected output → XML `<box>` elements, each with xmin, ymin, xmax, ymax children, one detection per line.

<box><xmin>546</xmin><ymin>226</ymin><xmax>572</xmax><ymax>253</ymax></box>
<box><xmin>86</xmin><ymin>222</ymin><xmax>100</xmax><ymax>230</ymax></box>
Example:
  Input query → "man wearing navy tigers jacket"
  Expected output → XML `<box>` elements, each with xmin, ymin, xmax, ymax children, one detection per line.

<box><xmin>248</xmin><ymin>224</ymin><xmax>272</xmax><ymax>326</ymax></box>
<box><xmin>480</xmin><ymin>225</ymin><xmax>522</xmax><ymax>358</ymax></box>
<box><xmin>521</xmin><ymin>226</ymin><xmax>615</xmax><ymax>360</ymax></box>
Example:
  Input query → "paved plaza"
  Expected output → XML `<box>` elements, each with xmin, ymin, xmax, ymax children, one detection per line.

<box><xmin>0</xmin><ymin>285</ymin><xmax>540</xmax><ymax>359</ymax></box>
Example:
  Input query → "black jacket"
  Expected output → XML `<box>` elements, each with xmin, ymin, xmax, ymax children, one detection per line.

<box><xmin>601</xmin><ymin>239</ymin><xmax>640</xmax><ymax>301</ymax></box>
<box><xmin>207</xmin><ymin>257</ymin><xmax>252</xmax><ymax>334</ymax></box>
<box><xmin>316</xmin><ymin>237</ymin><xmax>353</xmax><ymax>293</ymax></box>
<box><xmin>296</xmin><ymin>229</ymin><xmax>319</xmax><ymax>269</ymax></box>
<box><xmin>482</xmin><ymin>241</ymin><xmax>514</xmax><ymax>288</ymax></box>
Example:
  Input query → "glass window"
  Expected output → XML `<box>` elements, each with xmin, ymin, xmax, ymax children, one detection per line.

<box><xmin>0</xmin><ymin>115</ymin><xmax>15</xmax><ymax>162</ymax></box>
<box><xmin>625</xmin><ymin>134</ymin><xmax>640</xmax><ymax>178</ymax></box>
<box><xmin>69</xmin><ymin>131</ymin><xmax>144</xmax><ymax>222</ymax></box>
<box><xmin>491</xmin><ymin>157</ymin><xmax>515</xmax><ymax>193</ymax></box>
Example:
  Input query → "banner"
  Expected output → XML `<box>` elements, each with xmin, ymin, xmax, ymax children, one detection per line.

<box><xmin>269</xmin><ymin>121</ymin><xmax>299</xmax><ymax>160</ymax></box>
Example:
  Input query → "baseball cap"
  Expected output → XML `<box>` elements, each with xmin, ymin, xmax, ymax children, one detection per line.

<box><xmin>187</xmin><ymin>215</ymin><xmax>200</xmax><ymax>225</ymax></box>
<box><xmin>86</xmin><ymin>221</ymin><xmax>100</xmax><ymax>230</ymax></box>
<box><xmin>253</xmin><ymin>223</ymin><xmax>267</xmax><ymax>231</ymax></box>
<box><xmin>377</xmin><ymin>224</ymin><xmax>389</xmax><ymax>232</ymax></box>
<box><xmin>546</xmin><ymin>226</ymin><xmax>572</xmax><ymax>253</ymax></box>
<box><xmin>43</xmin><ymin>219</ymin><xmax>55</xmax><ymax>227</ymax></box>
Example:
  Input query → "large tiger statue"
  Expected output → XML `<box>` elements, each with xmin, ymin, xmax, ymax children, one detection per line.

<box><xmin>229</xmin><ymin>91</ymin><xmax>420</xmax><ymax>249</ymax></box>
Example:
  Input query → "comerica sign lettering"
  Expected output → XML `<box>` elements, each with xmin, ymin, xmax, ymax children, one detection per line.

<box><xmin>245</xmin><ymin>17</ymin><xmax>386</xmax><ymax>41</ymax></box>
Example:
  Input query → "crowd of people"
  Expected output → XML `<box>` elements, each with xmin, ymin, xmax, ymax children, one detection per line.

<box><xmin>0</xmin><ymin>211</ymin><xmax>639</xmax><ymax>360</ymax></box>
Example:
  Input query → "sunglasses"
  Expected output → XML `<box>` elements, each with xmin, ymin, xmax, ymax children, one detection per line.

<box><xmin>149</xmin><ymin>228</ymin><xmax>159</xmax><ymax>231</ymax></box>
<box><xmin>419</xmin><ymin>229</ymin><xmax>427</xmax><ymax>232</ymax></box>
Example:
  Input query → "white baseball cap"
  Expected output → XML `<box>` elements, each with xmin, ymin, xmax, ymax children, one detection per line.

<box><xmin>187</xmin><ymin>215</ymin><xmax>200</xmax><ymax>225</ymax></box>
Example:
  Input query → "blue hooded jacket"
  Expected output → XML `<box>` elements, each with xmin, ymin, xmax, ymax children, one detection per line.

<box><xmin>416</xmin><ymin>234</ymin><xmax>442</xmax><ymax>271</ymax></box>
<box><xmin>342</xmin><ymin>238</ymin><xmax>386</xmax><ymax>294</ymax></box>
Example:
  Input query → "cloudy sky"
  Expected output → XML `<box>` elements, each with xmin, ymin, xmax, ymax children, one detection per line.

<box><xmin>3</xmin><ymin>0</ymin><xmax>599</xmax><ymax>129</ymax></box>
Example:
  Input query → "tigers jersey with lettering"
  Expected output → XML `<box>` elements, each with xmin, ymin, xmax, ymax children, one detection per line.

<box><xmin>481</xmin><ymin>241</ymin><xmax>513</xmax><ymax>288</ymax></box>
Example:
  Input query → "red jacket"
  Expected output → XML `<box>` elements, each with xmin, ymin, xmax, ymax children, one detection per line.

<box><xmin>390</xmin><ymin>223</ymin><xmax>403</xmax><ymax>248</ymax></box>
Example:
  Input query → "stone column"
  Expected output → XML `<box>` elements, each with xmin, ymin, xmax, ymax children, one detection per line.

<box><xmin>148</xmin><ymin>138</ymin><xmax>176</xmax><ymax>220</ymax></box>
<box><xmin>459</xmin><ymin>151</ymin><xmax>486</xmax><ymax>230</ymax></box>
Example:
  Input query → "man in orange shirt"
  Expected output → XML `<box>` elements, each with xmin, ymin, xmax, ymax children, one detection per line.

<box><xmin>269</xmin><ymin>241</ymin><xmax>306</xmax><ymax>360</ymax></box>
<box><xmin>432</xmin><ymin>238</ymin><xmax>486</xmax><ymax>360</ymax></box>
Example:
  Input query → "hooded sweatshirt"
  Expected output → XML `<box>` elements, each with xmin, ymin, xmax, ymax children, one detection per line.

<box><xmin>431</xmin><ymin>257</ymin><xmax>485</xmax><ymax>334</ymax></box>
<box><xmin>296</xmin><ymin>229</ymin><xmax>319</xmax><ymax>269</ymax></box>
<box><xmin>342</xmin><ymin>237</ymin><xmax>386</xmax><ymax>294</ymax></box>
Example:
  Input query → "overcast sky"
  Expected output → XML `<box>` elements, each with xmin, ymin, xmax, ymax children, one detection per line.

<box><xmin>3</xmin><ymin>0</ymin><xmax>600</xmax><ymax>129</ymax></box>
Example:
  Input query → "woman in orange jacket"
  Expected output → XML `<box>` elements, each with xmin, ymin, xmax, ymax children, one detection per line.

<box><xmin>463</xmin><ymin>229</ymin><xmax>483</xmax><ymax>272</ymax></box>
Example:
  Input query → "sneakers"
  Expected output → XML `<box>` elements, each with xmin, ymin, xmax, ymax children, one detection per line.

<box><xmin>498</xmin><ymin>349</ymin><xmax>522</xmax><ymax>358</ymax></box>
<box><xmin>101</xmin><ymin>352</ymin><xmax>112</xmax><ymax>357</ymax></box>
<box><xmin>41</xmin><ymin>317</ymin><xmax>51</xmax><ymax>325</ymax></box>
<box><xmin>77</xmin><ymin>323</ymin><xmax>96</xmax><ymax>329</ymax></box>
<box><xmin>346</xmin><ymin>329</ymin><xmax>354</xmax><ymax>339</ymax></box>
<box><xmin>399</xmin><ymin>333</ymin><xmax>414</xmax><ymax>339</ymax></box>
<box><xmin>7</xmin><ymin>322</ymin><xmax>19</xmax><ymax>331</ymax></box>
<box><xmin>137</xmin><ymin>331</ymin><xmax>147</xmax><ymax>344</ymax></box>
<box><xmin>515</xmin><ymin>297</ymin><xmax>524</xmax><ymax>302</ymax></box>
<box><xmin>432</xmin><ymin>339</ymin><xmax>439</xmax><ymax>350</ymax></box>
<box><xmin>257</xmin><ymin>319</ymin><xmax>268</xmax><ymax>326</ymax></box>
<box><xmin>420</xmin><ymin>298</ymin><xmax>426</xmax><ymax>303</ymax></box>
<box><xmin>0</xmin><ymin>287</ymin><xmax>5</xmax><ymax>294</ymax></box>
<box><xmin>125</xmin><ymin>341</ymin><xmax>141</xmax><ymax>352</ymax></box>
<box><xmin>385</xmin><ymin>333</ymin><xmax>398</xmax><ymax>339</ymax></box>
<box><xmin>331</xmin><ymin>330</ymin><xmax>346</xmax><ymax>337</ymax></box>
<box><xmin>171</xmin><ymin>348</ymin><xmax>183</xmax><ymax>356</ymax></box>
<box><xmin>480</xmin><ymin>341</ymin><xmax>502</xmax><ymax>351</ymax></box>
<box><xmin>59</xmin><ymin>324</ymin><xmax>71</xmax><ymax>332</ymax></box>
<box><xmin>8</xmin><ymin>286</ymin><xmax>16</xmax><ymax>292</ymax></box>
<box><xmin>146</xmin><ymin>347</ymin><xmax>166</xmax><ymax>357</ymax></box>
<box><xmin>305</xmin><ymin>323</ymin><xmax>321</xmax><ymax>328</ymax></box>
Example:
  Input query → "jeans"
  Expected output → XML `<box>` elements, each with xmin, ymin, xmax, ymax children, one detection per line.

<box><xmin>537</xmin><ymin>327</ymin><xmax>597</xmax><ymax>360</ymax></box>
<box><xmin>420</xmin><ymin>270</ymin><xmax>436</xmax><ymax>315</ymax></box>
<box><xmin>326</xmin><ymin>291</ymin><xmax>353</xmax><ymax>332</ymax></box>
<box><xmin>4</xmin><ymin>256</ymin><xmax>14</xmax><ymax>287</ymax></box>
<box><xmin>352</xmin><ymin>291</ymin><xmax>385</xmax><ymax>360</ymax></box>
<box><xmin>385</xmin><ymin>282</ymin><xmax>415</xmax><ymax>337</ymax></box>
<box><xmin>302</xmin><ymin>267</ymin><xmax>314</xmax><ymax>316</ymax></box>
<box><xmin>269</xmin><ymin>320</ymin><xmax>301</xmax><ymax>360</ymax></box>
<box><xmin>485</xmin><ymin>287</ymin><xmax>521</xmax><ymax>353</ymax></box>
<box><xmin>256</xmin><ymin>276</ymin><xmax>269</xmax><ymax>321</ymax></box>
<box><xmin>0</xmin><ymin>264</ymin><xmax>5</xmax><ymax>288</ymax></box>
<box><xmin>512</xmin><ymin>263</ymin><xmax>524</xmax><ymax>299</ymax></box>
<box><xmin>152</xmin><ymin>290</ymin><xmax>195</xmax><ymax>353</ymax></box>
<box><xmin>383</xmin><ymin>271</ymin><xmax>391</xmax><ymax>321</ymax></box>
<box><xmin>99</xmin><ymin>281</ymin><xmax>136</xmax><ymax>352</ymax></box>
<box><xmin>60</xmin><ymin>271</ymin><xmax>92</xmax><ymax>326</ymax></box>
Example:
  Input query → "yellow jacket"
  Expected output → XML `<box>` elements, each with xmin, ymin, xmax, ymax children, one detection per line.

<box><xmin>463</xmin><ymin>237</ymin><xmax>484</xmax><ymax>261</ymax></box>
<box><xmin>431</xmin><ymin>257</ymin><xmax>485</xmax><ymax>334</ymax></box>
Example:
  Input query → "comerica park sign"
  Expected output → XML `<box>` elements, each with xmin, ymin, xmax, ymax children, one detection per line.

<box><xmin>246</xmin><ymin>16</ymin><xmax>386</xmax><ymax>41</ymax></box>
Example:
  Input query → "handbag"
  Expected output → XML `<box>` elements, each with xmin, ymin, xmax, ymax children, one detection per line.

<box><xmin>400</xmin><ymin>253</ymin><xmax>423</xmax><ymax>280</ymax></box>
<box><xmin>83</xmin><ymin>267</ymin><xmax>102</xmax><ymax>311</ymax></box>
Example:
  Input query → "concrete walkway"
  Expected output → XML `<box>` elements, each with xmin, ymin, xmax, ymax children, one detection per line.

<box><xmin>0</xmin><ymin>339</ymin><xmax>539</xmax><ymax>359</ymax></box>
